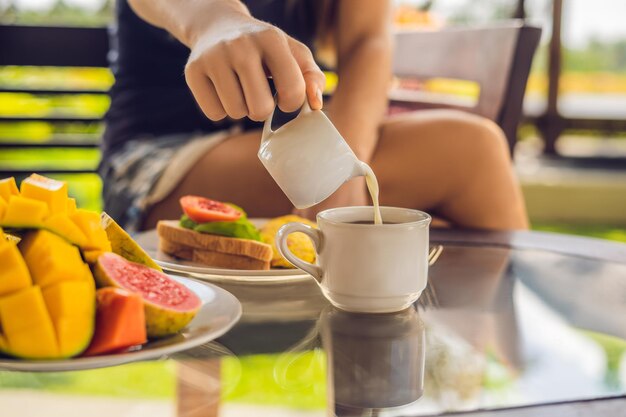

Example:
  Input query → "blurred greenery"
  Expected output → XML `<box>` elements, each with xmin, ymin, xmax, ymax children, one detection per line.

<box><xmin>580</xmin><ymin>330</ymin><xmax>626</xmax><ymax>389</ymax></box>
<box><xmin>532</xmin><ymin>223</ymin><xmax>626</xmax><ymax>244</ymax></box>
<box><xmin>0</xmin><ymin>361</ymin><xmax>176</xmax><ymax>398</ymax></box>
<box><xmin>221</xmin><ymin>351</ymin><xmax>327</xmax><ymax>409</ymax></box>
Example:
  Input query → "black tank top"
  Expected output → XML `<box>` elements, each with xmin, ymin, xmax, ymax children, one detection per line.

<box><xmin>103</xmin><ymin>0</ymin><xmax>319</xmax><ymax>155</ymax></box>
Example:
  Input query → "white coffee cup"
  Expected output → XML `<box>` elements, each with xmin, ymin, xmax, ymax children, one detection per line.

<box><xmin>276</xmin><ymin>206</ymin><xmax>431</xmax><ymax>313</ymax></box>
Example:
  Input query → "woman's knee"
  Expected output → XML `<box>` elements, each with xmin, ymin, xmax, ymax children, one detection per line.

<box><xmin>385</xmin><ymin>109</ymin><xmax>511</xmax><ymax>164</ymax></box>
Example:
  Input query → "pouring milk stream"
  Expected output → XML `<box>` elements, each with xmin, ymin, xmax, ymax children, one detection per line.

<box><xmin>258</xmin><ymin>100</ymin><xmax>383</xmax><ymax>224</ymax></box>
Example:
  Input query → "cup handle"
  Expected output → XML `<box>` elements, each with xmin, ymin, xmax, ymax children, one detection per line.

<box><xmin>276</xmin><ymin>222</ymin><xmax>323</xmax><ymax>282</ymax></box>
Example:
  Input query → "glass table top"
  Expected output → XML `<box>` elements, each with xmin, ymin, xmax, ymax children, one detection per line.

<box><xmin>1</xmin><ymin>243</ymin><xmax>625</xmax><ymax>417</ymax></box>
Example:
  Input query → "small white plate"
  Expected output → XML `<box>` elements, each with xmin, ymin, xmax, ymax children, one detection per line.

<box><xmin>0</xmin><ymin>276</ymin><xmax>242</xmax><ymax>372</ymax></box>
<box><xmin>134</xmin><ymin>219</ymin><xmax>312</xmax><ymax>283</ymax></box>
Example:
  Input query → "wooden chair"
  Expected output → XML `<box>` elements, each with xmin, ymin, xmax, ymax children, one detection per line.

<box><xmin>390</xmin><ymin>20</ymin><xmax>542</xmax><ymax>153</ymax></box>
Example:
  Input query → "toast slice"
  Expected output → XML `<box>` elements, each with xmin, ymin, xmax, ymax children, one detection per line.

<box><xmin>157</xmin><ymin>220</ymin><xmax>272</xmax><ymax>270</ymax></box>
<box><xmin>159</xmin><ymin>239</ymin><xmax>271</xmax><ymax>270</ymax></box>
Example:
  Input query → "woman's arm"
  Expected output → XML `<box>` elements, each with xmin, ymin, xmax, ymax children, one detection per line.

<box><xmin>326</xmin><ymin>0</ymin><xmax>393</xmax><ymax>162</ymax></box>
<box><xmin>127</xmin><ymin>0</ymin><xmax>325</xmax><ymax>120</ymax></box>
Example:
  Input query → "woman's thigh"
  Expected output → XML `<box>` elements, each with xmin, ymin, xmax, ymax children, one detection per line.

<box><xmin>143</xmin><ymin>129</ymin><xmax>292</xmax><ymax>229</ymax></box>
<box><xmin>372</xmin><ymin>109</ymin><xmax>527</xmax><ymax>229</ymax></box>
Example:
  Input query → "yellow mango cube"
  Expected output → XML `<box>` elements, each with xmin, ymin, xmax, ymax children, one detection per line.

<box><xmin>0</xmin><ymin>241</ymin><xmax>32</xmax><ymax>297</ymax></box>
<box><xmin>71</xmin><ymin>209</ymin><xmax>112</xmax><ymax>251</ymax></box>
<box><xmin>43</xmin><ymin>280</ymin><xmax>95</xmax><ymax>357</ymax></box>
<box><xmin>0</xmin><ymin>286</ymin><xmax>54</xmax><ymax>334</ymax></box>
<box><xmin>54</xmin><ymin>317</ymin><xmax>94</xmax><ymax>357</ymax></box>
<box><xmin>82</xmin><ymin>249</ymin><xmax>103</xmax><ymax>265</ymax></box>
<box><xmin>0</xmin><ymin>333</ymin><xmax>8</xmax><ymax>352</ymax></box>
<box><xmin>67</xmin><ymin>198</ymin><xmax>77</xmax><ymax>215</ymax></box>
<box><xmin>5</xmin><ymin>323</ymin><xmax>59</xmax><ymax>359</ymax></box>
<box><xmin>19</xmin><ymin>230</ymin><xmax>85</xmax><ymax>287</ymax></box>
<box><xmin>42</xmin><ymin>280</ymin><xmax>95</xmax><ymax>319</ymax></box>
<box><xmin>1</xmin><ymin>196</ymin><xmax>49</xmax><ymax>228</ymax></box>
<box><xmin>0</xmin><ymin>196</ymin><xmax>7</xmax><ymax>219</ymax></box>
<box><xmin>20</xmin><ymin>174</ymin><xmax>68</xmax><ymax>215</ymax></box>
<box><xmin>43</xmin><ymin>213</ymin><xmax>88</xmax><ymax>247</ymax></box>
<box><xmin>26</xmin><ymin>246</ymin><xmax>85</xmax><ymax>288</ymax></box>
<box><xmin>0</xmin><ymin>177</ymin><xmax>19</xmax><ymax>202</ymax></box>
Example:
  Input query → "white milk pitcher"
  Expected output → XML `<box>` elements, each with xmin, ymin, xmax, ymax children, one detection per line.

<box><xmin>258</xmin><ymin>100</ymin><xmax>368</xmax><ymax>209</ymax></box>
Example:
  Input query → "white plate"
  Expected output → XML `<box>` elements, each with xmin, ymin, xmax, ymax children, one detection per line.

<box><xmin>134</xmin><ymin>219</ymin><xmax>312</xmax><ymax>283</ymax></box>
<box><xmin>0</xmin><ymin>276</ymin><xmax>242</xmax><ymax>372</ymax></box>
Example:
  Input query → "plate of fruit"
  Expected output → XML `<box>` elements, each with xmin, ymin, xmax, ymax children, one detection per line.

<box><xmin>0</xmin><ymin>175</ymin><xmax>241</xmax><ymax>372</ymax></box>
<box><xmin>134</xmin><ymin>195</ymin><xmax>318</xmax><ymax>282</ymax></box>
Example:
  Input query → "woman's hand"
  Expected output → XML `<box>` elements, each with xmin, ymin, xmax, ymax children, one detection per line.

<box><xmin>128</xmin><ymin>0</ymin><xmax>325</xmax><ymax>121</ymax></box>
<box><xmin>184</xmin><ymin>15</ymin><xmax>325</xmax><ymax>121</ymax></box>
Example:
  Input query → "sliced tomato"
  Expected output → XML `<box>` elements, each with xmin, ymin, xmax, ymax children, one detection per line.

<box><xmin>180</xmin><ymin>196</ymin><xmax>242</xmax><ymax>223</ymax></box>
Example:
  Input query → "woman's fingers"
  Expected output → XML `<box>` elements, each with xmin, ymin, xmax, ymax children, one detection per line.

<box><xmin>232</xmin><ymin>53</ymin><xmax>274</xmax><ymax>121</ymax></box>
<box><xmin>209</xmin><ymin>64</ymin><xmax>248</xmax><ymax>120</ymax></box>
<box><xmin>184</xmin><ymin>65</ymin><xmax>227</xmax><ymax>121</ymax></box>
<box><xmin>261</xmin><ymin>31</ymin><xmax>306</xmax><ymax>113</ymax></box>
<box><xmin>288</xmin><ymin>38</ymin><xmax>326</xmax><ymax>110</ymax></box>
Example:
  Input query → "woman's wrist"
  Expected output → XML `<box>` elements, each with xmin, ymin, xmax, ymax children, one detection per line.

<box><xmin>171</xmin><ymin>0</ymin><xmax>252</xmax><ymax>47</ymax></box>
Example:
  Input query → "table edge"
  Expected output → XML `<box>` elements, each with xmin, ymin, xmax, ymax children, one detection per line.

<box><xmin>431</xmin><ymin>229</ymin><xmax>626</xmax><ymax>264</ymax></box>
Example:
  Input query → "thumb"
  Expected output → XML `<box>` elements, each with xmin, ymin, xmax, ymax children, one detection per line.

<box><xmin>288</xmin><ymin>38</ymin><xmax>326</xmax><ymax>110</ymax></box>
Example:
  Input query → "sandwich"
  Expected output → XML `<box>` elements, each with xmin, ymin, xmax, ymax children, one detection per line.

<box><xmin>157</xmin><ymin>196</ymin><xmax>273</xmax><ymax>270</ymax></box>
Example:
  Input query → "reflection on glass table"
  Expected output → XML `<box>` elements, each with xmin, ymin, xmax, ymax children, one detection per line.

<box><xmin>1</xmin><ymin>244</ymin><xmax>625</xmax><ymax>417</ymax></box>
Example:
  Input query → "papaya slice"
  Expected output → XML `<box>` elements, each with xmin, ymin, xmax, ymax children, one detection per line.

<box><xmin>84</xmin><ymin>287</ymin><xmax>147</xmax><ymax>356</ymax></box>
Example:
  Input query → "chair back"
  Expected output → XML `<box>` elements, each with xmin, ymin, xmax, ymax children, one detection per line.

<box><xmin>391</xmin><ymin>21</ymin><xmax>542</xmax><ymax>153</ymax></box>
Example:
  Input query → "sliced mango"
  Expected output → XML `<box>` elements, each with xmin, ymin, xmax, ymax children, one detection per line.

<box><xmin>0</xmin><ymin>196</ymin><xmax>7</xmax><ymax>219</ymax></box>
<box><xmin>67</xmin><ymin>198</ymin><xmax>77</xmax><ymax>215</ymax></box>
<box><xmin>20</xmin><ymin>230</ymin><xmax>85</xmax><ymax>288</ymax></box>
<box><xmin>0</xmin><ymin>177</ymin><xmax>19</xmax><ymax>202</ymax></box>
<box><xmin>42</xmin><ymin>280</ymin><xmax>95</xmax><ymax>318</ymax></box>
<box><xmin>43</xmin><ymin>213</ymin><xmax>88</xmax><ymax>247</ymax></box>
<box><xmin>56</xmin><ymin>317</ymin><xmax>94</xmax><ymax>357</ymax></box>
<box><xmin>101</xmin><ymin>212</ymin><xmax>162</xmax><ymax>271</ymax></box>
<box><xmin>1</xmin><ymin>196</ymin><xmax>49</xmax><ymax>228</ymax></box>
<box><xmin>0</xmin><ymin>240</ymin><xmax>32</xmax><ymax>297</ymax></box>
<box><xmin>0</xmin><ymin>286</ymin><xmax>56</xmax><ymax>335</ymax></box>
<box><xmin>71</xmin><ymin>209</ymin><xmax>112</xmax><ymax>252</ymax></box>
<box><xmin>20</xmin><ymin>174</ymin><xmax>68</xmax><ymax>215</ymax></box>
<box><xmin>0</xmin><ymin>229</ymin><xmax>96</xmax><ymax>359</ymax></box>
<box><xmin>82</xmin><ymin>249</ymin><xmax>104</xmax><ymax>265</ymax></box>
<box><xmin>1</xmin><ymin>228</ymin><xmax>21</xmax><ymax>244</ymax></box>
<box><xmin>0</xmin><ymin>334</ymin><xmax>8</xmax><ymax>352</ymax></box>
<box><xmin>6</xmin><ymin>324</ymin><xmax>60</xmax><ymax>358</ymax></box>
<box><xmin>42</xmin><ymin>281</ymin><xmax>95</xmax><ymax>357</ymax></box>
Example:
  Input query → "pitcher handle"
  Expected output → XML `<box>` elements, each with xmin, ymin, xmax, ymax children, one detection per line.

<box><xmin>276</xmin><ymin>222</ymin><xmax>323</xmax><ymax>282</ymax></box>
<box><xmin>262</xmin><ymin>99</ymin><xmax>313</xmax><ymax>144</ymax></box>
